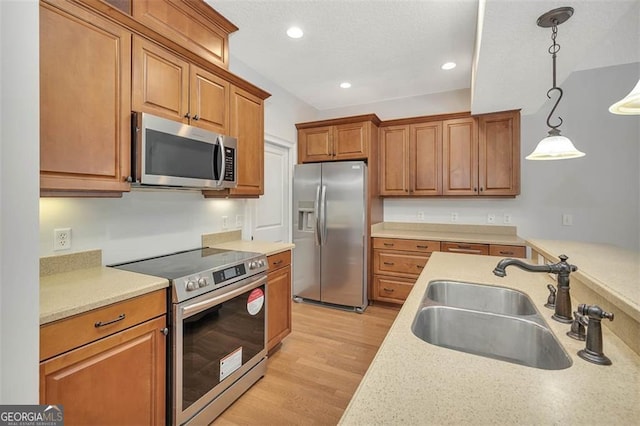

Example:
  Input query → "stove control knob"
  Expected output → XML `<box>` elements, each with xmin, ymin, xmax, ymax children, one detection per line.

<box><xmin>185</xmin><ymin>280</ymin><xmax>197</xmax><ymax>291</ymax></box>
<box><xmin>197</xmin><ymin>277</ymin><xmax>208</xmax><ymax>288</ymax></box>
<box><xmin>259</xmin><ymin>259</ymin><xmax>266</xmax><ymax>267</ymax></box>
<box><xmin>249</xmin><ymin>261</ymin><xmax>257</xmax><ymax>269</ymax></box>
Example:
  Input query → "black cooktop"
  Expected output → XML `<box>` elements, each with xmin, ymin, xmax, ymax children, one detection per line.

<box><xmin>109</xmin><ymin>247</ymin><xmax>262</xmax><ymax>280</ymax></box>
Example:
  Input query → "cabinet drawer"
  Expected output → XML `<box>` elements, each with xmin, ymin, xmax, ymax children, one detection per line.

<box><xmin>490</xmin><ymin>244</ymin><xmax>526</xmax><ymax>258</ymax></box>
<box><xmin>374</xmin><ymin>275</ymin><xmax>415</xmax><ymax>303</ymax></box>
<box><xmin>374</xmin><ymin>250</ymin><xmax>430</xmax><ymax>278</ymax></box>
<box><xmin>40</xmin><ymin>289</ymin><xmax>166</xmax><ymax>361</ymax></box>
<box><xmin>267</xmin><ymin>250</ymin><xmax>291</xmax><ymax>271</ymax></box>
<box><xmin>441</xmin><ymin>242</ymin><xmax>489</xmax><ymax>256</ymax></box>
<box><xmin>373</xmin><ymin>238</ymin><xmax>440</xmax><ymax>253</ymax></box>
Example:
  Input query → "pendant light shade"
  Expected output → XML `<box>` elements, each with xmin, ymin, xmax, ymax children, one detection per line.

<box><xmin>527</xmin><ymin>7</ymin><xmax>585</xmax><ymax>161</ymax></box>
<box><xmin>526</xmin><ymin>131</ymin><xmax>585</xmax><ymax>161</ymax></box>
<box><xmin>609</xmin><ymin>78</ymin><xmax>640</xmax><ymax>115</ymax></box>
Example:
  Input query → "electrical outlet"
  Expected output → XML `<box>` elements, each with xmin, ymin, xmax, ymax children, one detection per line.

<box><xmin>222</xmin><ymin>216</ymin><xmax>229</xmax><ymax>229</ymax></box>
<box><xmin>54</xmin><ymin>228</ymin><xmax>72</xmax><ymax>251</ymax></box>
<box><xmin>562</xmin><ymin>214</ymin><xmax>573</xmax><ymax>226</ymax></box>
<box><xmin>236</xmin><ymin>215</ymin><xmax>243</xmax><ymax>227</ymax></box>
<box><xmin>451</xmin><ymin>212</ymin><xmax>459</xmax><ymax>223</ymax></box>
<box><xmin>487</xmin><ymin>214</ymin><xmax>496</xmax><ymax>224</ymax></box>
<box><xmin>417</xmin><ymin>211</ymin><xmax>425</xmax><ymax>221</ymax></box>
<box><xmin>504</xmin><ymin>214</ymin><xmax>512</xmax><ymax>224</ymax></box>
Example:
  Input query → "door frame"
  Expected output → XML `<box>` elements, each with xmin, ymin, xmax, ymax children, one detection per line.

<box><xmin>249</xmin><ymin>132</ymin><xmax>295</xmax><ymax>243</ymax></box>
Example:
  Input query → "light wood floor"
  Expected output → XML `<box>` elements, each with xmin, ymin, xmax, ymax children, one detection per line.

<box><xmin>213</xmin><ymin>302</ymin><xmax>399</xmax><ymax>425</ymax></box>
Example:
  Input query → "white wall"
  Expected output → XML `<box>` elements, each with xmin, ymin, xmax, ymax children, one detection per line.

<box><xmin>317</xmin><ymin>88</ymin><xmax>470</xmax><ymax>121</ymax></box>
<box><xmin>229</xmin><ymin>55</ymin><xmax>318</xmax><ymax>143</ymax></box>
<box><xmin>40</xmin><ymin>193</ymin><xmax>247</xmax><ymax>264</ymax></box>
<box><xmin>0</xmin><ymin>0</ymin><xmax>40</xmax><ymax>403</ymax></box>
<box><xmin>385</xmin><ymin>63</ymin><xmax>640</xmax><ymax>251</ymax></box>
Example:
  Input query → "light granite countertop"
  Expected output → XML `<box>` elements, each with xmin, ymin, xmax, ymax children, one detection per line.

<box><xmin>40</xmin><ymin>266</ymin><xmax>168</xmax><ymax>325</ymax></box>
<box><xmin>372</xmin><ymin>222</ymin><xmax>526</xmax><ymax>246</ymax></box>
<box><xmin>40</xmin><ymin>236</ymin><xmax>294</xmax><ymax>324</ymax></box>
<box><xmin>340</xmin><ymin>251</ymin><xmax>640</xmax><ymax>425</ymax></box>
<box><xmin>527</xmin><ymin>239</ymin><xmax>639</xmax><ymax>321</ymax></box>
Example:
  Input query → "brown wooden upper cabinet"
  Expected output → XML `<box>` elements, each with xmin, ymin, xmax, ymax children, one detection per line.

<box><xmin>40</xmin><ymin>0</ymin><xmax>132</xmax><ymax>195</ymax></box>
<box><xmin>443</xmin><ymin>111</ymin><xmax>520</xmax><ymax>196</ymax></box>
<box><xmin>296</xmin><ymin>115</ymin><xmax>381</xmax><ymax>163</ymax></box>
<box><xmin>131</xmin><ymin>0</ymin><xmax>237</xmax><ymax>69</ymax></box>
<box><xmin>380</xmin><ymin>121</ymin><xmax>442</xmax><ymax>195</ymax></box>
<box><xmin>380</xmin><ymin>110</ymin><xmax>520</xmax><ymax>197</ymax></box>
<box><xmin>132</xmin><ymin>36</ymin><xmax>230</xmax><ymax>134</ymax></box>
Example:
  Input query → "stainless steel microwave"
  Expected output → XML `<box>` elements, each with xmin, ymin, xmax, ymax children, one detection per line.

<box><xmin>131</xmin><ymin>112</ymin><xmax>237</xmax><ymax>190</ymax></box>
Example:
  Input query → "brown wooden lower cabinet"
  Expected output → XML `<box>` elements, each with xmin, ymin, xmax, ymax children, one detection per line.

<box><xmin>372</xmin><ymin>238</ymin><xmax>440</xmax><ymax>305</ymax></box>
<box><xmin>39</xmin><ymin>290</ymin><xmax>167</xmax><ymax>426</ymax></box>
<box><xmin>442</xmin><ymin>241</ymin><xmax>526</xmax><ymax>258</ymax></box>
<box><xmin>267</xmin><ymin>250</ymin><xmax>292</xmax><ymax>351</ymax></box>
<box><xmin>372</xmin><ymin>237</ymin><xmax>526</xmax><ymax>305</ymax></box>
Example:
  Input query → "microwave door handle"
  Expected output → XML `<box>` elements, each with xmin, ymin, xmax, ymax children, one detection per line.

<box><xmin>216</xmin><ymin>136</ymin><xmax>226</xmax><ymax>187</ymax></box>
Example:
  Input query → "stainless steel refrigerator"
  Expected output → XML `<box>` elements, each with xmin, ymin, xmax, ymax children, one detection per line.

<box><xmin>292</xmin><ymin>161</ymin><xmax>368</xmax><ymax>312</ymax></box>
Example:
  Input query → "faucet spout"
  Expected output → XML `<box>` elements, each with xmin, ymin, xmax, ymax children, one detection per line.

<box><xmin>493</xmin><ymin>254</ymin><xmax>578</xmax><ymax>324</ymax></box>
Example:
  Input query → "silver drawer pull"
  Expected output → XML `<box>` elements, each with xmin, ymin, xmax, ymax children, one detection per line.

<box><xmin>95</xmin><ymin>313</ymin><xmax>125</xmax><ymax>328</ymax></box>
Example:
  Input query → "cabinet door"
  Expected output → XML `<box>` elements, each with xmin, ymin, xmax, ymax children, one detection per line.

<box><xmin>132</xmin><ymin>36</ymin><xmax>189</xmax><ymax>123</ymax></box>
<box><xmin>374</xmin><ymin>274</ymin><xmax>415</xmax><ymax>304</ymax></box>
<box><xmin>379</xmin><ymin>126</ymin><xmax>409</xmax><ymax>195</ymax></box>
<box><xmin>442</xmin><ymin>117</ymin><xmax>478</xmax><ymax>195</ymax></box>
<box><xmin>229</xmin><ymin>85</ymin><xmax>264</xmax><ymax>196</ymax></box>
<box><xmin>298</xmin><ymin>127</ymin><xmax>333</xmax><ymax>163</ymax></box>
<box><xmin>334</xmin><ymin>122</ymin><xmax>368</xmax><ymax>160</ymax></box>
<box><xmin>40</xmin><ymin>0</ymin><xmax>131</xmax><ymax>193</ymax></box>
<box><xmin>479</xmin><ymin>111</ymin><xmax>520</xmax><ymax>196</ymax></box>
<box><xmin>411</xmin><ymin>121</ymin><xmax>442</xmax><ymax>195</ymax></box>
<box><xmin>40</xmin><ymin>316</ymin><xmax>166</xmax><ymax>426</ymax></box>
<box><xmin>189</xmin><ymin>64</ymin><xmax>229</xmax><ymax>133</ymax></box>
<box><xmin>267</xmin><ymin>261</ymin><xmax>292</xmax><ymax>351</ymax></box>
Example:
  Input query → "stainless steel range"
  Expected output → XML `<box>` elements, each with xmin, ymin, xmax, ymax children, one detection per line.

<box><xmin>110</xmin><ymin>247</ymin><xmax>268</xmax><ymax>425</ymax></box>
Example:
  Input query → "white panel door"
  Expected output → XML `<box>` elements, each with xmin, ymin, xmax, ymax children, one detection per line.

<box><xmin>252</xmin><ymin>139</ymin><xmax>291</xmax><ymax>243</ymax></box>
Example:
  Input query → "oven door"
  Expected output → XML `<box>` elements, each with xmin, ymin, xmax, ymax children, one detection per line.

<box><xmin>173</xmin><ymin>273</ymin><xmax>267</xmax><ymax>425</ymax></box>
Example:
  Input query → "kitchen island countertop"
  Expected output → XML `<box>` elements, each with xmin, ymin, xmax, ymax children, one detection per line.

<box><xmin>340</xmin><ymin>251</ymin><xmax>640</xmax><ymax>425</ymax></box>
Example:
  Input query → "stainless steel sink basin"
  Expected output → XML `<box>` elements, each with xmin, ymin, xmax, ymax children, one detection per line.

<box><xmin>412</xmin><ymin>306</ymin><xmax>572</xmax><ymax>370</ymax></box>
<box><xmin>426</xmin><ymin>280</ymin><xmax>537</xmax><ymax>316</ymax></box>
<box><xmin>411</xmin><ymin>280</ymin><xmax>572</xmax><ymax>370</ymax></box>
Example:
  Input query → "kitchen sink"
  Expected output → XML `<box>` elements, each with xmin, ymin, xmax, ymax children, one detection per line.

<box><xmin>411</xmin><ymin>280</ymin><xmax>572</xmax><ymax>370</ymax></box>
<box><xmin>426</xmin><ymin>280</ymin><xmax>537</xmax><ymax>315</ymax></box>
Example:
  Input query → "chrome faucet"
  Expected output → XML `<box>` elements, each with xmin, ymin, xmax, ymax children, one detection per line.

<box><xmin>493</xmin><ymin>254</ymin><xmax>577</xmax><ymax>323</ymax></box>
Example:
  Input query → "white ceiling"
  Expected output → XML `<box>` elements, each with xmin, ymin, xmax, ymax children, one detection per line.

<box><xmin>208</xmin><ymin>0</ymin><xmax>640</xmax><ymax>115</ymax></box>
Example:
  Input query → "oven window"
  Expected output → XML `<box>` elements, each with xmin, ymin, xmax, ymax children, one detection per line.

<box><xmin>181</xmin><ymin>285</ymin><xmax>265</xmax><ymax>410</ymax></box>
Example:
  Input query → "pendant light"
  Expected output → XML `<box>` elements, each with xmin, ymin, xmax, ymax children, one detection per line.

<box><xmin>609</xmin><ymin>78</ymin><xmax>640</xmax><ymax>115</ymax></box>
<box><xmin>526</xmin><ymin>7</ymin><xmax>585</xmax><ymax>161</ymax></box>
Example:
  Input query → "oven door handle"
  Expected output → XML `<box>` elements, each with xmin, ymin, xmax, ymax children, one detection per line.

<box><xmin>181</xmin><ymin>274</ymin><xmax>267</xmax><ymax>318</ymax></box>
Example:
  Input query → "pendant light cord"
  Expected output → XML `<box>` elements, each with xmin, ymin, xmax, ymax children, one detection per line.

<box><xmin>546</xmin><ymin>20</ymin><xmax>563</xmax><ymax>132</ymax></box>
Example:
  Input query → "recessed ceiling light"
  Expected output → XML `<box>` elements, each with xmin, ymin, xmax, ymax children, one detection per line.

<box><xmin>441</xmin><ymin>62</ymin><xmax>457</xmax><ymax>70</ymax></box>
<box><xmin>286</xmin><ymin>26</ymin><xmax>304</xmax><ymax>39</ymax></box>
<box><xmin>340</xmin><ymin>82</ymin><xmax>352</xmax><ymax>89</ymax></box>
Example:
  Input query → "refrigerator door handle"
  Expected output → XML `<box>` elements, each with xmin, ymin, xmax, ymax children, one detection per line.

<box><xmin>320</xmin><ymin>184</ymin><xmax>327</xmax><ymax>245</ymax></box>
<box><xmin>314</xmin><ymin>185</ymin><xmax>322</xmax><ymax>246</ymax></box>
